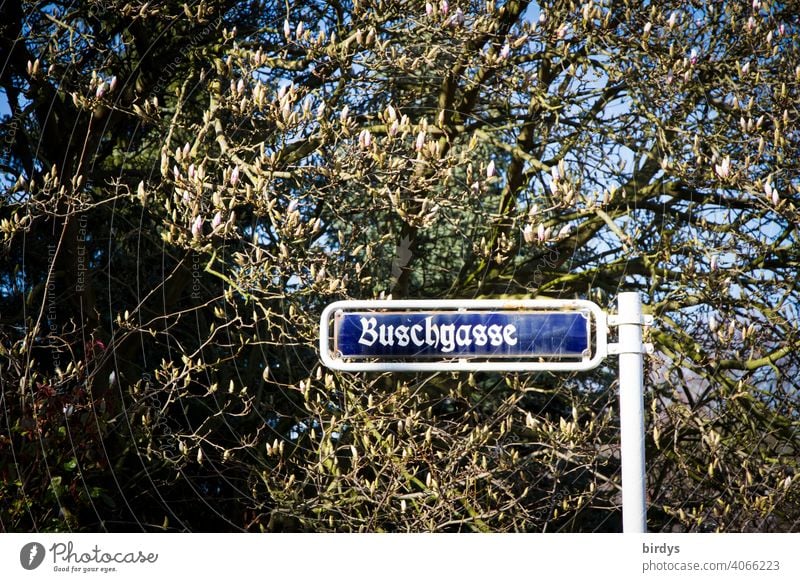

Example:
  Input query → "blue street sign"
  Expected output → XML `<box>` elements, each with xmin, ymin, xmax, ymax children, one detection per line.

<box><xmin>334</xmin><ymin>311</ymin><xmax>590</xmax><ymax>359</ymax></box>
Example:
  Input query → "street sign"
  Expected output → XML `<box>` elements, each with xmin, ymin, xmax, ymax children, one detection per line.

<box><xmin>320</xmin><ymin>299</ymin><xmax>608</xmax><ymax>372</ymax></box>
<box><xmin>319</xmin><ymin>294</ymin><xmax>650</xmax><ymax>533</ymax></box>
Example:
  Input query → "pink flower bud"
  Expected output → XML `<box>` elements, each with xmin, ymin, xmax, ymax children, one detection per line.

<box><xmin>211</xmin><ymin>212</ymin><xmax>223</xmax><ymax>230</ymax></box>
<box><xmin>499</xmin><ymin>43</ymin><xmax>510</xmax><ymax>60</ymax></box>
<box><xmin>486</xmin><ymin>160</ymin><xmax>496</xmax><ymax>178</ymax></box>
<box><xmin>714</xmin><ymin>155</ymin><xmax>731</xmax><ymax>179</ymax></box>
<box><xmin>230</xmin><ymin>165</ymin><xmax>240</xmax><ymax>186</ymax></box>
<box><xmin>426</xmin><ymin>2</ymin><xmax>433</xmax><ymax>16</ymax></box>
<box><xmin>668</xmin><ymin>11</ymin><xmax>677</xmax><ymax>29</ymax></box>
<box><xmin>191</xmin><ymin>215</ymin><xmax>204</xmax><ymax>238</ymax></box>
<box><xmin>523</xmin><ymin>224</ymin><xmax>535</xmax><ymax>244</ymax></box>
<box><xmin>440</xmin><ymin>0</ymin><xmax>449</xmax><ymax>16</ymax></box>
<box><xmin>415</xmin><ymin>130</ymin><xmax>426</xmax><ymax>151</ymax></box>
<box><xmin>284</xmin><ymin>19</ymin><xmax>291</xmax><ymax>39</ymax></box>
<box><xmin>95</xmin><ymin>81</ymin><xmax>106</xmax><ymax>99</ymax></box>
<box><xmin>359</xmin><ymin>129</ymin><xmax>372</xmax><ymax>148</ymax></box>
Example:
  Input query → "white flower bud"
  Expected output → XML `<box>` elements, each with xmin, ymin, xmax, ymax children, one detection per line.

<box><xmin>708</xmin><ymin>313</ymin><xmax>718</xmax><ymax>332</ymax></box>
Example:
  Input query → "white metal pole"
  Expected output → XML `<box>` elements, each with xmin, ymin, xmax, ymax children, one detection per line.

<box><xmin>617</xmin><ymin>292</ymin><xmax>647</xmax><ymax>533</ymax></box>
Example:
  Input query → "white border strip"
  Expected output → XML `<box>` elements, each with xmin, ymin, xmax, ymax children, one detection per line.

<box><xmin>320</xmin><ymin>299</ymin><xmax>608</xmax><ymax>372</ymax></box>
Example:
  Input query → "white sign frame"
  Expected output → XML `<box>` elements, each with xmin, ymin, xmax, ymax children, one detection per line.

<box><xmin>319</xmin><ymin>298</ymin><xmax>608</xmax><ymax>372</ymax></box>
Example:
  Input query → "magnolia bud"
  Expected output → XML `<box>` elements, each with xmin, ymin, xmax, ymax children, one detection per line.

<box><xmin>191</xmin><ymin>215</ymin><xmax>204</xmax><ymax>238</ymax></box>
<box><xmin>415</xmin><ymin>130</ymin><xmax>426</xmax><ymax>151</ymax></box>
<box><xmin>708</xmin><ymin>313</ymin><xmax>718</xmax><ymax>332</ymax></box>
<box><xmin>668</xmin><ymin>11</ymin><xmax>677</xmax><ymax>29</ymax></box>
<box><xmin>359</xmin><ymin>128</ymin><xmax>372</xmax><ymax>148</ymax></box>
<box><xmin>523</xmin><ymin>224</ymin><xmax>535</xmax><ymax>244</ymax></box>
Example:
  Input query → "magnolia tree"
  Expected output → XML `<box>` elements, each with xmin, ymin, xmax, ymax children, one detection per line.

<box><xmin>1</xmin><ymin>0</ymin><xmax>798</xmax><ymax>532</ymax></box>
